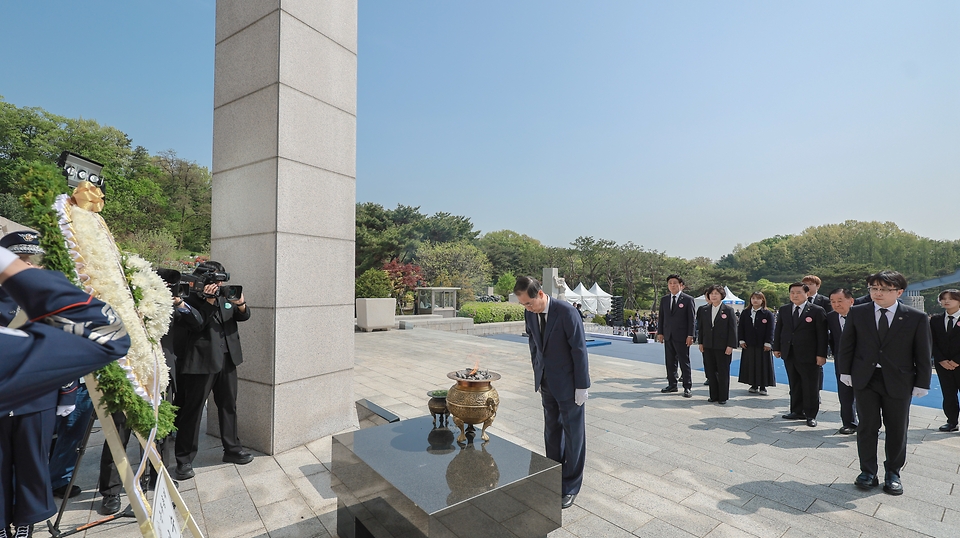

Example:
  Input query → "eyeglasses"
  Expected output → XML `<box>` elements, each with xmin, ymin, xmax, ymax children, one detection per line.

<box><xmin>867</xmin><ymin>286</ymin><xmax>901</xmax><ymax>294</ymax></box>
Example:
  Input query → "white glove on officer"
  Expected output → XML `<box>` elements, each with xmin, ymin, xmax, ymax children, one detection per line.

<box><xmin>840</xmin><ymin>374</ymin><xmax>852</xmax><ymax>387</ymax></box>
<box><xmin>0</xmin><ymin>246</ymin><xmax>17</xmax><ymax>275</ymax></box>
<box><xmin>912</xmin><ymin>387</ymin><xmax>929</xmax><ymax>398</ymax></box>
<box><xmin>57</xmin><ymin>405</ymin><xmax>76</xmax><ymax>417</ymax></box>
<box><xmin>575</xmin><ymin>388</ymin><xmax>588</xmax><ymax>406</ymax></box>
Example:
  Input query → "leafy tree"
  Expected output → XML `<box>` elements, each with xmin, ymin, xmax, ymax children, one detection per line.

<box><xmin>155</xmin><ymin>150</ymin><xmax>211</xmax><ymax>251</ymax></box>
<box><xmin>382</xmin><ymin>258</ymin><xmax>424</xmax><ymax>311</ymax></box>
<box><xmin>417</xmin><ymin>241</ymin><xmax>492</xmax><ymax>306</ymax></box>
<box><xmin>493</xmin><ymin>272</ymin><xmax>517</xmax><ymax>298</ymax></box>
<box><xmin>478</xmin><ymin>229</ymin><xmax>547</xmax><ymax>279</ymax></box>
<box><xmin>355</xmin><ymin>268</ymin><xmax>393</xmax><ymax>298</ymax></box>
<box><xmin>0</xmin><ymin>192</ymin><xmax>29</xmax><ymax>223</ymax></box>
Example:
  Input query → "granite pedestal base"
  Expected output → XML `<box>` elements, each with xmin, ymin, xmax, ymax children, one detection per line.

<box><xmin>332</xmin><ymin>415</ymin><xmax>561</xmax><ymax>538</ymax></box>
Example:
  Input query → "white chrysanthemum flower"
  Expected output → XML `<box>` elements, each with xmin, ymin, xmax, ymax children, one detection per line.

<box><xmin>67</xmin><ymin>205</ymin><xmax>170</xmax><ymax>396</ymax></box>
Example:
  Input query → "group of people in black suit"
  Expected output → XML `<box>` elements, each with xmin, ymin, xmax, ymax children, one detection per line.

<box><xmin>654</xmin><ymin>270</ymin><xmax>943</xmax><ymax>497</ymax></box>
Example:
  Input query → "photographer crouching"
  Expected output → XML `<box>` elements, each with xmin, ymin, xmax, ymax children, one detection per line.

<box><xmin>173</xmin><ymin>261</ymin><xmax>253</xmax><ymax>481</ymax></box>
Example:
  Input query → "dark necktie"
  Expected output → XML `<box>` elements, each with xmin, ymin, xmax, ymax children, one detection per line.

<box><xmin>878</xmin><ymin>308</ymin><xmax>889</xmax><ymax>342</ymax></box>
<box><xmin>671</xmin><ymin>295</ymin><xmax>677</xmax><ymax>313</ymax></box>
<box><xmin>539</xmin><ymin>312</ymin><xmax>546</xmax><ymax>345</ymax></box>
<box><xmin>949</xmin><ymin>315</ymin><xmax>956</xmax><ymax>331</ymax></box>
<box><xmin>807</xmin><ymin>297</ymin><xmax>813</xmax><ymax>303</ymax></box>
<box><xmin>793</xmin><ymin>305</ymin><xmax>800</xmax><ymax>326</ymax></box>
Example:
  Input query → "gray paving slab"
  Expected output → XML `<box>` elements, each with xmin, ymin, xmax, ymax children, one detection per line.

<box><xmin>45</xmin><ymin>327</ymin><xmax>960</xmax><ymax>537</ymax></box>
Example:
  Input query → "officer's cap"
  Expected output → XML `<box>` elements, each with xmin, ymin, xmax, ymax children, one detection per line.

<box><xmin>0</xmin><ymin>230</ymin><xmax>45</xmax><ymax>256</ymax></box>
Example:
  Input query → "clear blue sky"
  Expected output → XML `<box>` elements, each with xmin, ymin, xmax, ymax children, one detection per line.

<box><xmin>2</xmin><ymin>1</ymin><xmax>957</xmax><ymax>259</ymax></box>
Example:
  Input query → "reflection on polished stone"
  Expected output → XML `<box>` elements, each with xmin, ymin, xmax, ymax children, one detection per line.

<box><xmin>332</xmin><ymin>415</ymin><xmax>561</xmax><ymax>538</ymax></box>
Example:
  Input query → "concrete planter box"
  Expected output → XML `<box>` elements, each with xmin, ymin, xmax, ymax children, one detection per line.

<box><xmin>356</xmin><ymin>298</ymin><xmax>396</xmax><ymax>332</ymax></box>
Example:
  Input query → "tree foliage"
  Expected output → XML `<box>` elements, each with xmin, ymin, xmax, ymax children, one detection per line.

<box><xmin>0</xmin><ymin>97</ymin><xmax>211</xmax><ymax>255</ymax></box>
<box><xmin>355</xmin><ymin>203</ymin><xmax>479</xmax><ymax>276</ymax></box>
<box><xmin>417</xmin><ymin>241</ymin><xmax>492</xmax><ymax>306</ymax></box>
<box><xmin>355</xmin><ymin>268</ymin><xmax>393</xmax><ymax>298</ymax></box>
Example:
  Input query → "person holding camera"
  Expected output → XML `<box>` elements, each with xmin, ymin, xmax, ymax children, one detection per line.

<box><xmin>172</xmin><ymin>261</ymin><xmax>252</xmax><ymax>480</ymax></box>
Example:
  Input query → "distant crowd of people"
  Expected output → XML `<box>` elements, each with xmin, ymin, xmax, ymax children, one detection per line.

<box><xmin>651</xmin><ymin>271</ymin><xmax>953</xmax><ymax>497</ymax></box>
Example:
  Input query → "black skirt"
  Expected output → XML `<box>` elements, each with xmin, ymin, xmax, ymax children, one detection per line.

<box><xmin>738</xmin><ymin>346</ymin><xmax>776</xmax><ymax>387</ymax></box>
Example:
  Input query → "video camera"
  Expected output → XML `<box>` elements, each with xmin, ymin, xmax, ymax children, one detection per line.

<box><xmin>159</xmin><ymin>268</ymin><xmax>243</xmax><ymax>302</ymax></box>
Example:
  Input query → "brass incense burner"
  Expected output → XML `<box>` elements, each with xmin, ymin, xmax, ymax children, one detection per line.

<box><xmin>445</xmin><ymin>370</ymin><xmax>501</xmax><ymax>443</ymax></box>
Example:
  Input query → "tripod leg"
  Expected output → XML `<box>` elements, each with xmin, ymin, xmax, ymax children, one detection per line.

<box><xmin>49</xmin><ymin>412</ymin><xmax>98</xmax><ymax>535</ymax></box>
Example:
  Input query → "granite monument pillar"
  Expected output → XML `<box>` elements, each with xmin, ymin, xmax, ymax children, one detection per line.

<box><xmin>210</xmin><ymin>0</ymin><xmax>359</xmax><ymax>454</ymax></box>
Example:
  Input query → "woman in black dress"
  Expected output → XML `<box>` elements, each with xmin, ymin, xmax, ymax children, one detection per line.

<box><xmin>738</xmin><ymin>291</ymin><xmax>776</xmax><ymax>395</ymax></box>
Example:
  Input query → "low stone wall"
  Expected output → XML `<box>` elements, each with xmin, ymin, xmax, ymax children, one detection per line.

<box><xmin>393</xmin><ymin>315</ymin><xmax>527</xmax><ymax>336</ymax></box>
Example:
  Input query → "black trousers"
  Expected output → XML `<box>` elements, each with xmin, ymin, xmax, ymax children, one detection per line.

<box><xmin>783</xmin><ymin>358</ymin><xmax>820</xmax><ymax>418</ymax></box>
<box><xmin>855</xmin><ymin>368</ymin><xmax>911</xmax><ymax>476</ymax></box>
<box><xmin>539</xmin><ymin>377</ymin><xmax>586</xmax><ymax>495</ymax></box>
<box><xmin>702</xmin><ymin>348</ymin><xmax>731</xmax><ymax>402</ymax></box>
<box><xmin>833</xmin><ymin>362</ymin><xmax>858</xmax><ymax>428</ymax></box>
<box><xmin>99</xmin><ymin>411</ymin><xmax>175</xmax><ymax>496</ymax></box>
<box><xmin>174</xmin><ymin>362</ymin><xmax>241</xmax><ymax>465</ymax></box>
<box><xmin>0</xmin><ymin>409</ymin><xmax>56</xmax><ymax>527</ymax></box>
<box><xmin>935</xmin><ymin>361</ymin><xmax>960</xmax><ymax>425</ymax></box>
<box><xmin>664</xmin><ymin>337</ymin><xmax>692</xmax><ymax>389</ymax></box>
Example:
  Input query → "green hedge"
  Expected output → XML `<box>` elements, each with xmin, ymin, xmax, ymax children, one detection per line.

<box><xmin>592</xmin><ymin>314</ymin><xmax>607</xmax><ymax>326</ymax></box>
<box><xmin>458</xmin><ymin>302</ymin><xmax>526</xmax><ymax>324</ymax></box>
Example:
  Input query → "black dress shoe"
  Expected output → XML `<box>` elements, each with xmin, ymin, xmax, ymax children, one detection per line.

<box><xmin>939</xmin><ymin>423</ymin><xmax>959</xmax><ymax>432</ymax></box>
<box><xmin>53</xmin><ymin>484</ymin><xmax>81</xmax><ymax>498</ymax></box>
<box><xmin>661</xmin><ymin>386</ymin><xmax>678</xmax><ymax>393</ymax></box>
<box><xmin>174</xmin><ymin>463</ymin><xmax>195</xmax><ymax>480</ymax></box>
<box><xmin>99</xmin><ymin>494</ymin><xmax>122</xmax><ymax>515</ymax></box>
<box><xmin>838</xmin><ymin>425</ymin><xmax>857</xmax><ymax>435</ymax></box>
<box><xmin>707</xmin><ymin>398</ymin><xmax>716</xmax><ymax>403</ymax></box>
<box><xmin>683</xmin><ymin>389</ymin><xmax>692</xmax><ymax>398</ymax></box>
<box><xmin>223</xmin><ymin>450</ymin><xmax>254</xmax><ymax>465</ymax></box>
<box><xmin>718</xmin><ymin>400</ymin><xmax>727</xmax><ymax>405</ymax></box>
<box><xmin>782</xmin><ymin>413</ymin><xmax>805</xmax><ymax>420</ymax></box>
<box><xmin>561</xmin><ymin>494</ymin><xmax>577</xmax><ymax>509</ymax></box>
<box><xmin>806</xmin><ymin>419</ymin><xmax>817</xmax><ymax>427</ymax></box>
<box><xmin>855</xmin><ymin>472</ymin><xmax>879</xmax><ymax>489</ymax></box>
<box><xmin>883</xmin><ymin>472</ymin><xmax>903</xmax><ymax>495</ymax></box>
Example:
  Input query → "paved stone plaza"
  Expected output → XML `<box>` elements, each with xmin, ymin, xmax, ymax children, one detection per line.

<box><xmin>55</xmin><ymin>328</ymin><xmax>959</xmax><ymax>537</ymax></box>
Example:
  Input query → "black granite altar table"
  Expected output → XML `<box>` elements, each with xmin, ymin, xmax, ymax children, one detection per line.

<box><xmin>332</xmin><ymin>415</ymin><xmax>562</xmax><ymax>538</ymax></box>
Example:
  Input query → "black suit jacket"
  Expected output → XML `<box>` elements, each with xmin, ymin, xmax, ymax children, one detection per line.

<box><xmin>738</xmin><ymin>308</ymin><xmax>774</xmax><ymax>348</ymax></box>
<box><xmin>930</xmin><ymin>313</ymin><xmax>960</xmax><ymax>364</ymax></box>
<box><xmin>826</xmin><ymin>310</ymin><xmax>847</xmax><ymax>357</ymax></box>
<box><xmin>836</xmin><ymin>302</ymin><xmax>932</xmax><ymax>398</ymax></box>
<box><xmin>772</xmin><ymin>302</ymin><xmax>828</xmax><ymax>362</ymax></box>
<box><xmin>178</xmin><ymin>295</ymin><xmax>250</xmax><ymax>375</ymax></box>
<box><xmin>697</xmin><ymin>304</ymin><xmax>738</xmax><ymax>350</ymax></box>
<box><xmin>809</xmin><ymin>294</ymin><xmax>833</xmax><ymax>313</ymax></box>
<box><xmin>524</xmin><ymin>298</ymin><xmax>591</xmax><ymax>399</ymax></box>
<box><xmin>658</xmin><ymin>292</ymin><xmax>695</xmax><ymax>340</ymax></box>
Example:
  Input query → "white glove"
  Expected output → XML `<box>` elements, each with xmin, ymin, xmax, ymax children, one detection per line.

<box><xmin>912</xmin><ymin>387</ymin><xmax>929</xmax><ymax>398</ymax></box>
<box><xmin>0</xmin><ymin>247</ymin><xmax>17</xmax><ymax>274</ymax></box>
<box><xmin>840</xmin><ymin>374</ymin><xmax>852</xmax><ymax>387</ymax></box>
<box><xmin>575</xmin><ymin>388</ymin><xmax>588</xmax><ymax>406</ymax></box>
<box><xmin>56</xmin><ymin>405</ymin><xmax>76</xmax><ymax>417</ymax></box>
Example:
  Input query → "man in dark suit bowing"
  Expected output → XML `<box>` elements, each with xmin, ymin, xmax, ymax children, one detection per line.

<box><xmin>836</xmin><ymin>271</ymin><xmax>932</xmax><ymax>496</ymax></box>
<box><xmin>515</xmin><ymin>276</ymin><xmax>590</xmax><ymax>510</ymax></box>
<box><xmin>657</xmin><ymin>274</ymin><xmax>696</xmax><ymax>397</ymax></box>
<box><xmin>827</xmin><ymin>288</ymin><xmax>858</xmax><ymax>435</ymax></box>
<box><xmin>772</xmin><ymin>282</ymin><xmax>828</xmax><ymax>427</ymax></box>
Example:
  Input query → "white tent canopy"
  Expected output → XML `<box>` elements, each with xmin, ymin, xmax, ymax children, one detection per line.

<box><xmin>694</xmin><ymin>286</ymin><xmax>746</xmax><ymax>312</ymax></box>
<box><xmin>589</xmin><ymin>283</ymin><xmax>613</xmax><ymax>314</ymax></box>
<box><xmin>571</xmin><ymin>283</ymin><xmax>598</xmax><ymax>313</ymax></box>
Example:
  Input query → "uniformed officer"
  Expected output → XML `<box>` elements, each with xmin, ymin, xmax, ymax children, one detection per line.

<box><xmin>0</xmin><ymin>243</ymin><xmax>130</xmax><ymax>538</ymax></box>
